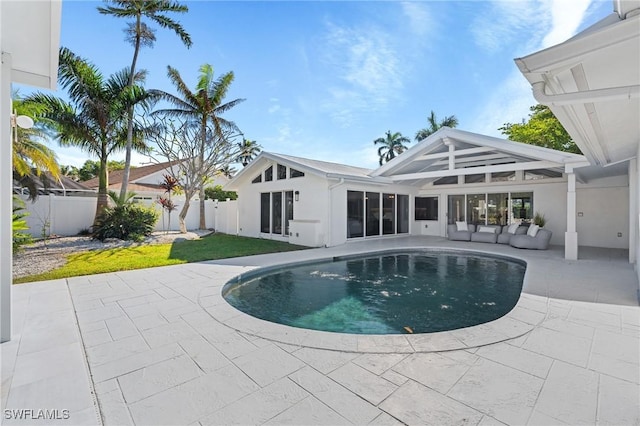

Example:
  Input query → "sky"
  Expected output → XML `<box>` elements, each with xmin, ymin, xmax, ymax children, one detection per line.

<box><xmin>19</xmin><ymin>0</ymin><xmax>613</xmax><ymax>171</ymax></box>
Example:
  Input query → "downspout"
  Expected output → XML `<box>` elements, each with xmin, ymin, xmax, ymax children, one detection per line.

<box><xmin>326</xmin><ymin>178</ymin><xmax>345</xmax><ymax>247</ymax></box>
<box><xmin>532</xmin><ymin>81</ymin><xmax>640</xmax><ymax>106</ymax></box>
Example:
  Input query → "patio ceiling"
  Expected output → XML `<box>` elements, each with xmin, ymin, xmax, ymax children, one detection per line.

<box><xmin>515</xmin><ymin>2</ymin><xmax>640</xmax><ymax>167</ymax></box>
<box><xmin>372</xmin><ymin>127</ymin><xmax>590</xmax><ymax>186</ymax></box>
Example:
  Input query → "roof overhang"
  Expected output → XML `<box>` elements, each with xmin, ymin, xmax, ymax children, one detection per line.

<box><xmin>515</xmin><ymin>1</ymin><xmax>640</xmax><ymax>167</ymax></box>
<box><xmin>1</xmin><ymin>0</ymin><xmax>62</xmax><ymax>89</ymax></box>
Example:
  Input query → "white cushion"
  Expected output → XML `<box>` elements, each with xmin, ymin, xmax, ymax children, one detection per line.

<box><xmin>478</xmin><ymin>226</ymin><xmax>495</xmax><ymax>233</ymax></box>
<box><xmin>527</xmin><ymin>224</ymin><xmax>540</xmax><ymax>237</ymax></box>
<box><xmin>507</xmin><ymin>223</ymin><xmax>520</xmax><ymax>234</ymax></box>
<box><xmin>456</xmin><ymin>221</ymin><xmax>468</xmax><ymax>232</ymax></box>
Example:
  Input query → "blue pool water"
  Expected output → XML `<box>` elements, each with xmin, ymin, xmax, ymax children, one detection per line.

<box><xmin>223</xmin><ymin>251</ymin><xmax>526</xmax><ymax>334</ymax></box>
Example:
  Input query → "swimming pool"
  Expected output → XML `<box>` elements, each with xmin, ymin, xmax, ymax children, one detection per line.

<box><xmin>223</xmin><ymin>251</ymin><xmax>526</xmax><ymax>335</ymax></box>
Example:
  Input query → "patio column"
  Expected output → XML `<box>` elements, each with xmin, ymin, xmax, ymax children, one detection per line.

<box><xmin>629</xmin><ymin>159</ymin><xmax>637</xmax><ymax>265</ymax></box>
<box><xmin>565</xmin><ymin>169</ymin><xmax>578</xmax><ymax>260</ymax></box>
<box><xmin>1</xmin><ymin>52</ymin><xmax>12</xmax><ymax>342</ymax></box>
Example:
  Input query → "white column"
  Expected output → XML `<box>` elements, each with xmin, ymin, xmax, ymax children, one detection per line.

<box><xmin>1</xmin><ymin>52</ymin><xmax>13</xmax><ymax>342</ymax></box>
<box><xmin>629</xmin><ymin>159</ymin><xmax>637</xmax><ymax>264</ymax></box>
<box><xmin>565</xmin><ymin>170</ymin><xmax>578</xmax><ymax>260</ymax></box>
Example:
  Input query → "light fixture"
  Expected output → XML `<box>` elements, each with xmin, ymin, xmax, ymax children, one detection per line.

<box><xmin>11</xmin><ymin>111</ymin><xmax>34</xmax><ymax>142</ymax></box>
<box><xmin>294</xmin><ymin>190</ymin><xmax>299</xmax><ymax>201</ymax></box>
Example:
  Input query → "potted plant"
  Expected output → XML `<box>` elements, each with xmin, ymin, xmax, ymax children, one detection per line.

<box><xmin>534</xmin><ymin>212</ymin><xmax>546</xmax><ymax>228</ymax></box>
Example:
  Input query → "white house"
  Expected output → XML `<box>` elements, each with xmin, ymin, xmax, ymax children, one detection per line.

<box><xmin>226</xmin><ymin>128</ymin><xmax>630</xmax><ymax>258</ymax></box>
<box><xmin>516</xmin><ymin>0</ymin><xmax>640</xmax><ymax>276</ymax></box>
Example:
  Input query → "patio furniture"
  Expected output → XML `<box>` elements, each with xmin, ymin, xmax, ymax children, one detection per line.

<box><xmin>447</xmin><ymin>223</ymin><xmax>476</xmax><ymax>241</ymax></box>
<box><xmin>509</xmin><ymin>228</ymin><xmax>553</xmax><ymax>250</ymax></box>
<box><xmin>497</xmin><ymin>224</ymin><xmax>528</xmax><ymax>244</ymax></box>
<box><xmin>470</xmin><ymin>225</ymin><xmax>502</xmax><ymax>243</ymax></box>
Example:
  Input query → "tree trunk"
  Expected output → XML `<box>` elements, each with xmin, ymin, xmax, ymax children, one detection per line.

<box><xmin>199</xmin><ymin>187</ymin><xmax>206</xmax><ymax>229</ymax></box>
<box><xmin>93</xmin><ymin>155</ymin><xmax>110</xmax><ymax>227</ymax></box>
<box><xmin>178</xmin><ymin>200</ymin><xmax>190</xmax><ymax>234</ymax></box>
<box><xmin>198</xmin><ymin>120</ymin><xmax>207</xmax><ymax>229</ymax></box>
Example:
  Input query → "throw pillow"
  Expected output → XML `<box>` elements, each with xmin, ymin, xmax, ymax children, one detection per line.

<box><xmin>527</xmin><ymin>224</ymin><xmax>540</xmax><ymax>237</ymax></box>
<box><xmin>507</xmin><ymin>223</ymin><xmax>520</xmax><ymax>234</ymax></box>
<box><xmin>478</xmin><ymin>226</ymin><xmax>495</xmax><ymax>233</ymax></box>
<box><xmin>456</xmin><ymin>221</ymin><xmax>468</xmax><ymax>231</ymax></box>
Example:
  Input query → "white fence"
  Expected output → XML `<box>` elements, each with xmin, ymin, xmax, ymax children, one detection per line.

<box><xmin>16</xmin><ymin>194</ymin><xmax>238</xmax><ymax>238</ymax></box>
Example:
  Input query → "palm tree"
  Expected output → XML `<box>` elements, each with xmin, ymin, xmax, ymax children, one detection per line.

<box><xmin>12</xmin><ymin>97</ymin><xmax>61</xmax><ymax>198</ymax></box>
<box><xmin>374</xmin><ymin>130</ymin><xmax>410</xmax><ymax>165</ymax></box>
<box><xmin>152</xmin><ymin>64</ymin><xmax>245</xmax><ymax>229</ymax></box>
<box><xmin>28</xmin><ymin>47</ymin><xmax>151</xmax><ymax>225</ymax></box>
<box><xmin>219</xmin><ymin>164</ymin><xmax>237</xmax><ymax>178</ymax></box>
<box><xmin>236</xmin><ymin>138</ymin><xmax>261</xmax><ymax>167</ymax></box>
<box><xmin>98</xmin><ymin>0</ymin><xmax>192</xmax><ymax>202</ymax></box>
<box><xmin>415</xmin><ymin>110</ymin><xmax>459</xmax><ymax>141</ymax></box>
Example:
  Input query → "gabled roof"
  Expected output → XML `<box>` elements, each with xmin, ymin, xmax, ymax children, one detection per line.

<box><xmin>83</xmin><ymin>160</ymin><xmax>177</xmax><ymax>189</ymax></box>
<box><xmin>372</xmin><ymin>127</ymin><xmax>590</xmax><ymax>185</ymax></box>
<box><xmin>515</xmin><ymin>2</ymin><xmax>640</xmax><ymax>167</ymax></box>
<box><xmin>226</xmin><ymin>152</ymin><xmax>390</xmax><ymax>190</ymax></box>
<box><xmin>14</xmin><ymin>172</ymin><xmax>93</xmax><ymax>194</ymax></box>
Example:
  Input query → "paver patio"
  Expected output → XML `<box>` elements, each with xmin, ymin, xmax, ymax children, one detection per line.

<box><xmin>2</xmin><ymin>236</ymin><xmax>639</xmax><ymax>425</ymax></box>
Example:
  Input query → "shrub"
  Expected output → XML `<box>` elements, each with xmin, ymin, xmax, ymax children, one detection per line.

<box><xmin>204</xmin><ymin>185</ymin><xmax>237</xmax><ymax>201</ymax></box>
<box><xmin>534</xmin><ymin>212</ymin><xmax>547</xmax><ymax>227</ymax></box>
<box><xmin>93</xmin><ymin>195</ymin><xmax>159</xmax><ymax>242</ymax></box>
<box><xmin>12</xmin><ymin>196</ymin><xmax>33</xmax><ymax>252</ymax></box>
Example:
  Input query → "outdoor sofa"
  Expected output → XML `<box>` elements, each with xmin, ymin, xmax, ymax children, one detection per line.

<box><xmin>447</xmin><ymin>222</ymin><xmax>552</xmax><ymax>250</ymax></box>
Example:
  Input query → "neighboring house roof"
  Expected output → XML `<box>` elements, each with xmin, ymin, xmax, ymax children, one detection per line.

<box><xmin>226</xmin><ymin>152</ymin><xmax>391</xmax><ymax>190</ymax></box>
<box><xmin>83</xmin><ymin>160</ymin><xmax>177</xmax><ymax>189</ymax></box>
<box><xmin>515</xmin><ymin>2</ymin><xmax>640</xmax><ymax>168</ymax></box>
<box><xmin>13</xmin><ymin>172</ymin><xmax>93</xmax><ymax>195</ymax></box>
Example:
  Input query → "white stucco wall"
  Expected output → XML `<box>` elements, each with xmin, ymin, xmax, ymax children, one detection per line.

<box><xmin>576</xmin><ymin>175</ymin><xmax>629</xmax><ymax>249</ymax></box>
<box><xmin>235</xmin><ymin>172</ymin><xmax>329</xmax><ymax>244</ymax></box>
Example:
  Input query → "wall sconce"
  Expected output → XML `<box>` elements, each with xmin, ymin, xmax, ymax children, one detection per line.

<box><xmin>294</xmin><ymin>190</ymin><xmax>300</xmax><ymax>201</ymax></box>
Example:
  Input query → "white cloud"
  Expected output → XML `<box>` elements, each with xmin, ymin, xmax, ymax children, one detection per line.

<box><xmin>320</xmin><ymin>20</ymin><xmax>405</xmax><ymax>127</ymax></box>
<box><xmin>401</xmin><ymin>2</ymin><xmax>435</xmax><ymax>38</ymax></box>
<box><xmin>542</xmin><ymin>0</ymin><xmax>592</xmax><ymax>48</ymax></box>
<box><xmin>471</xmin><ymin>0</ymin><xmax>595</xmax><ymax>136</ymax></box>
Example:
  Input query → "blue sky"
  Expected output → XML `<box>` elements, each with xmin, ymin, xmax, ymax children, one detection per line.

<box><xmin>21</xmin><ymin>0</ymin><xmax>612</xmax><ymax>170</ymax></box>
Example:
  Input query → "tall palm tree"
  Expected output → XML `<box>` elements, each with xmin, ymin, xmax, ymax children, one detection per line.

<box><xmin>28</xmin><ymin>47</ymin><xmax>151</xmax><ymax>225</ymax></box>
<box><xmin>98</xmin><ymin>0</ymin><xmax>192</xmax><ymax>202</ymax></box>
<box><xmin>236</xmin><ymin>138</ymin><xmax>261</xmax><ymax>167</ymax></box>
<box><xmin>152</xmin><ymin>64</ymin><xmax>245</xmax><ymax>229</ymax></box>
<box><xmin>12</xmin><ymin>97</ymin><xmax>61</xmax><ymax>198</ymax></box>
<box><xmin>415</xmin><ymin>110</ymin><xmax>459</xmax><ymax>141</ymax></box>
<box><xmin>374</xmin><ymin>131</ymin><xmax>410</xmax><ymax>165</ymax></box>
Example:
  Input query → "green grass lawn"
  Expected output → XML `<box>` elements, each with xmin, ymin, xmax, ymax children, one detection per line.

<box><xmin>15</xmin><ymin>234</ymin><xmax>308</xmax><ymax>284</ymax></box>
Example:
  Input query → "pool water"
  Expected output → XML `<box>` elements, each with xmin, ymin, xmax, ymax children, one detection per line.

<box><xmin>223</xmin><ymin>251</ymin><xmax>525</xmax><ymax>334</ymax></box>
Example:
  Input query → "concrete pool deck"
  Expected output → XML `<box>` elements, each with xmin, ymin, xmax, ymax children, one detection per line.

<box><xmin>2</xmin><ymin>236</ymin><xmax>639</xmax><ymax>425</ymax></box>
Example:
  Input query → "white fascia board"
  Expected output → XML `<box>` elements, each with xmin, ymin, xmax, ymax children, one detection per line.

<box><xmin>515</xmin><ymin>13</ymin><xmax>638</xmax><ymax>76</ymax></box>
<box><xmin>326</xmin><ymin>173</ymin><xmax>393</xmax><ymax>184</ymax></box>
<box><xmin>391</xmin><ymin>161</ymin><xmax>562</xmax><ymax>182</ymax></box>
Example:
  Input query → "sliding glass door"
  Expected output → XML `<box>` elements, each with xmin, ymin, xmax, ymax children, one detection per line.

<box><xmin>261</xmin><ymin>191</ymin><xmax>294</xmax><ymax>236</ymax></box>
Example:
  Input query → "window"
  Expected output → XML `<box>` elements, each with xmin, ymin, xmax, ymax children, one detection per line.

<box><xmin>366</xmin><ymin>192</ymin><xmax>380</xmax><ymax>236</ymax></box>
<box><xmin>382</xmin><ymin>194</ymin><xmax>395</xmax><ymax>235</ymax></box>
<box><xmin>491</xmin><ymin>171</ymin><xmax>515</xmax><ymax>182</ymax></box>
<box><xmin>252</xmin><ymin>174</ymin><xmax>262</xmax><ymax>184</ymax></box>
<box><xmin>525</xmin><ymin>169</ymin><xmax>562</xmax><ymax>180</ymax></box>
<box><xmin>271</xmin><ymin>192</ymin><xmax>282</xmax><ymax>234</ymax></box>
<box><xmin>433</xmin><ymin>176</ymin><xmax>458</xmax><ymax>185</ymax></box>
<box><xmin>264</xmin><ymin>166</ymin><xmax>273</xmax><ymax>182</ymax></box>
<box><xmin>277</xmin><ymin>164</ymin><xmax>287</xmax><ymax>180</ymax></box>
<box><xmin>347</xmin><ymin>191</ymin><xmax>364</xmax><ymax>238</ymax></box>
<box><xmin>261</xmin><ymin>191</ymin><xmax>294</xmax><ymax>236</ymax></box>
<box><xmin>260</xmin><ymin>193</ymin><xmax>270</xmax><ymax>233</ymax></box>
<box><xmin>415</xmin><ymin>196</ymin><xmax>438</xmax><ymax>220</ymax></box>
<box><xmin>397</xmin><ymin>194</ymin><xmax>409</xmax><ymax>233</ymax></box>
<box><xmin>290</xmin><ymin>168</ymin><xmax>305</xmax><ymax>178</ymax></box>
<box><xmin>447</xmin><ymin>192</ymin><xmax>534</xmax><ymax>226</ymax></box>
<box><xmin>465</xmin><ymin>173</ymin><xmax>486</xmax><ymax>184</ymax></box>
